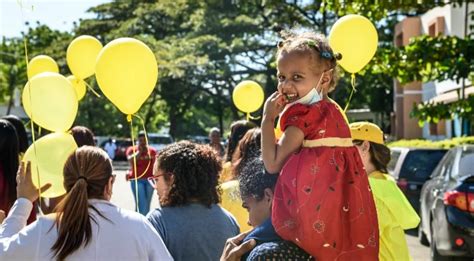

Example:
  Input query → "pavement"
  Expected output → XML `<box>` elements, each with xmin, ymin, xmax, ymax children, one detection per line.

<box><xmin>110</xmin><ymin>161</ymin><xmax>431</xmax><ymax>260</ymax></box>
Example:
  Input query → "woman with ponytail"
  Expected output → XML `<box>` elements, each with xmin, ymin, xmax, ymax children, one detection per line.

<box><xmin>0</xmin><ymin>146</ymin><xmax>172</xmax><ymax>261</ymax></box>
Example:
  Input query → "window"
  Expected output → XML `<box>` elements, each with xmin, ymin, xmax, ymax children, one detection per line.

<box><xmin>457</xmin><ymin>147</ymin><xmax>474</xmax><ymax>178</ymax></box>
<box><xmin>387</xmin><ymin>150</ymin><xmax>402</xmax><ymax>174</ymax></box>
<box><xmin>399</xmin><ymin>150</ymin><xmax>447</xmax><ymax>183</ymax></box>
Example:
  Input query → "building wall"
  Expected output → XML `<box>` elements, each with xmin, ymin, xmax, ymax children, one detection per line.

<box><xmin>393</xmin><ymin>17</ymin><xmax>423</xmax><ymax>139</ymax></box>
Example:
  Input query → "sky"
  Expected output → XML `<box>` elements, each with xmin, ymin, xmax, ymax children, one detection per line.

<box><xmin>0</xmin><ymin>0</ymin><xmax>111</xmax><ymax>38</ymax></box>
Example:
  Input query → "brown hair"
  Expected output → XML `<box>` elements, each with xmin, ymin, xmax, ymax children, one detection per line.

<box><xmin>224</xmin><ymin>120</ymin><xmax>257</xmax><ymax>162</ymax></box>
<box><xmin>277</xmin><ymin>30</ymin><xmax>341</xmax><ymax>92</ymax></box>
<box><xmin>354</xmin><ymin>140</ymin><xmax>391</xmax><ymax>173</ymax></box>
<box><xmin>156</xmin><ymin>141</ymin><xmax>221</xmax><ymax>207</ymax></box>
<box><xmin>232</xmin><ymin>128</ymin><xmax>261</xmax><ymax>179</ymax></box>
<box><xmin>51</xmin><ymin>146</ymin><xmax>112</xmax><ymax>260</ymax></box>
<box><xmin>71</xmin><ymin>126</ymin><xmax>96</xmax><ymax>147</ymax></box>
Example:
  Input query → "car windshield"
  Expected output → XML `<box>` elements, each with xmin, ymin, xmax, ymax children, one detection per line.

<box><xmin>149</xmin><ymin>136</ymin><xmax>172</xmax><ymax>144</ymax></box>
<box><xmin>459</xmin><ymin>148</ymin><xmax>474</xmax><ymax>177</ymax></box>
<box><xmin>399</xmin><ymin>150</ymin><xmax>447</xmax><ymax>183</ymax></box>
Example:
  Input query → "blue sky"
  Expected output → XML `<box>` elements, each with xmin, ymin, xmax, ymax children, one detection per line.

<box><xmin>1</xmin><ymin>0</ymin><xmax>111</xmax><ymax>38</ymax></box>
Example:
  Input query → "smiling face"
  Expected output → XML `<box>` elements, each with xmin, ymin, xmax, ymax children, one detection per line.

<box><xmin>277</xmin><ymin>51</ymin><xmax>323</xmax><ymax>103</ymax></box>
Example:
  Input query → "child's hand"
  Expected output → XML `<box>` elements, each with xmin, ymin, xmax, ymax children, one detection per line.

<box><xmin>263</xmin><ymin>91</ymin><xmax>286</xmax><ymax>120</ymax></box>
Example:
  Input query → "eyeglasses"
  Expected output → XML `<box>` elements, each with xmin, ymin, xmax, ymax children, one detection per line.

<box><xmin>147</xmin><ymin>174</ymin><xmax>166</xmax><ymax>188</ymax></box>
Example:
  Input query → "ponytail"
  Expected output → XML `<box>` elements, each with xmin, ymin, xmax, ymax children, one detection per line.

<box><xmin>51</xmin><ymin>179</ymin><xmax>91</xmax><ymax>261</ymax></box>
<box><xmin>51</xmin><ymin>146</ymin><xmax>112</xmax><ymax>261</ymax></box>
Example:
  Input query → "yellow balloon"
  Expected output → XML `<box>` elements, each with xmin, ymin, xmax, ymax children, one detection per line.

<box><xmin>67</xmin><ymin>75</ymin><xmax>86</xmax><ymax>101</ymax></box>
<box><xmin>328</xmin><ymin>14</ymin><xmax>378</xmax><ymax>73</ymax></box>
<box><xmin>27</xmin><ymin>55</ymin><xmax>59</xmax><ymax>80</ymax></box>
<box><xmin>67</xmin><ymin>35</ymin><xmax>103</xmax><ymax>79</ymax></box>
<box><xmin>24</xmin><ymin>132</ymin><xmax>77</xmax><ymax>198</ymax></box>
<box><xmin>95</xmin><ymin>38</ymin><xmax>158</xmax><ymax>115</ymax></box>
<box><xmin>232</xmin><ymin>80</ymin><xmax>264</xmax><ymax>113</ymax></box>
<box><xmin>22</xmin><ymin>72</ymin><xmax>78</xmax><ymax>132</ymax></box>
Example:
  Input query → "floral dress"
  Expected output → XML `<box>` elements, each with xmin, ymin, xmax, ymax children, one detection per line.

<box><xmin>271</xmin><ymin>100</ymin><xmax>379</xmax><ymax>260</ymax></box>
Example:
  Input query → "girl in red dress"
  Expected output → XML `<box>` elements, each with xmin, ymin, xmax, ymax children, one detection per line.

<box><xmin>261</xmin><ymin>31</ymin><xmax>379</xmax><ymax>260</ymax></box>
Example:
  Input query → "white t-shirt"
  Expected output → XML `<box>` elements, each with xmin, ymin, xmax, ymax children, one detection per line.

<box><xmin>0</xmin><ymin>198</ymin><xmax>173</xmax><ymax>261</ymax></box>
<box><xmin>104</xmin><ymin>142</ymin><xmax>117</xmax><ymax>160</ymax></box>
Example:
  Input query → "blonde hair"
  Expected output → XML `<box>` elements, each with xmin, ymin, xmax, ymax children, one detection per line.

<box><xmin>277</xmin><ymin>30</ymin><xmax>341</xmax><ymax>92</ymax></box>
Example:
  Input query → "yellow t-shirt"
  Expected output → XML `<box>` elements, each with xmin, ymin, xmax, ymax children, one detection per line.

<box><xmin>220</xmin><ymin>180</ymin><xmax>252</xmax><ymax>232</ymax></box>
<box><xmin>369</xmin><ymin>171</ymin><xmax>420</xmax><ymax>261</ymax></box>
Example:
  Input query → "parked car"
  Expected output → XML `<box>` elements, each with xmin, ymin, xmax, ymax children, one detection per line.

<box><xmin>388</xmin><ymin>147</ymin><xmax>448</xmax><ymax>213</ymax></box>
<box><xmin>114</xmin><ymin>138</ymin><xmax>132</xmax><ymax>161</ymax></box>
<box><xmin>148</xmin><ymin>133</ymin><xmax>174</xmax><ymax>152</ymax></box>
<box><xmin>419</xmin><ymin>145</ymin><xmax>474</xmax><ymax>260</ymax></box>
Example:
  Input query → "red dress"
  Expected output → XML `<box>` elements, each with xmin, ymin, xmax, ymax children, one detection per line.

<box><xmin>272</xmin><ymin>100</ymin><xmax>379</xmax><ymax>260</ymax></box>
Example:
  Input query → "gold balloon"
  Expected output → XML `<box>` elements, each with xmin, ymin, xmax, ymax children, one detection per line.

<box><xmin>95</xmin><ymin>38</ymin><xmax>158</xmax><ymax>115</ymax></box>
<box><xmin>67</xmin><ymin>75</ymin><xmax>86</xmax><ymax>101</ymax></box>
<box><xmin>22</xmin><ymin>72</ymin><xmax>78</xmax><ymax>132</ymax></box>
<box><xmin>67</xmin><ymin>35</ymin><xmax>103</xmax><ymax>79</ymax></box>
<box><xmin>27</xmin><ymin>55</ymin><xmax>59</xmax><ymax>80</ymax></box>
<box><xmin>232</xmin><ymin>80</ymin><xmax>264</xmax><ymax>113</ymax></box>
<box><xmin>23</xmin><ymin>132</ymin><xmax>78</xmax><ymax>198</ymax></box>
<box><xmin>329</xmin><ymin>14</ymin><xmax>378</xmax><ymax>73</ymax></box>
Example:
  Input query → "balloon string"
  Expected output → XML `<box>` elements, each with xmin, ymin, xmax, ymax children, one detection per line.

<box><xmin>344</xmin><ymin>73</ymin><xmax>356</xmax><ymax>112</ymax></box>
<box><xmin>127</xmin><ymin>114</ymin><xmax>152</xmax><ymax>180</ymax></box>
<box><xmin>128</xmin><ymin>115</ymin><xmax>140</xmax><ymax>214</ymax></box>
<box><xmin>246</xmin><ymin>113</ymin><xmax>249</xmax><ymax>121</ymax></box>
<box><xmin>83</xmin><ymin>80</ymin><xmax>101</xmax><ymax>98</ymax></box>
<box><xmin>20</xmin><ymin>0</ymin><xmax>43</xmax><ymax>208</ymax></box>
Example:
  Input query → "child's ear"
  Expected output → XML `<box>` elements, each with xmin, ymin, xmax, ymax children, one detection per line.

<box><xmin>321</xmin><ymin>71</ymin><xmax>332</xmax><ymax>89</ymax></box>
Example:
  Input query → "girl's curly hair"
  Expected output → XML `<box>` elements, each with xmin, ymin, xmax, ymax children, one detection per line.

<box><xmin>277</xmin><ymin>30</ymin><xmax>342</xmax><ymax>92</ymax></box>
<box><xmin>156</xmin><ymin>141</ymin><xmax>222</xmax><ymax>207</ymax></box>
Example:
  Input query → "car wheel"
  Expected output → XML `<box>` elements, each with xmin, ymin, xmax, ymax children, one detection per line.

<box><xmin>431</xmin><ymin>219</ymin><xmax>453</xmax><ymax>261</ymax></box>
<box><xmin>419</xmin><ymin>225</ymin><xmax>430</xmax><ymax>246</ymax></box>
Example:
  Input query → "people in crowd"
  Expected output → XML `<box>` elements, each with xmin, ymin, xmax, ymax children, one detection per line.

<box><xmin>2</xmin><ymin>115</ymin><xmax>29</xmax><ymax>154</ymax></box>
<box><xmin>221</xmin><ymin>157</ymin><xmax>312</xmax><ymax>261</ymax></box>
<box><xmin>127</xmin><ymin>131</ymin><xmax>156</xmax><ymax>215</ymax></box>
<box><xmin>209</xmin><ymin>127</ymin><xmax>225</xmax><ymax>158</ymax></box>
<box><xmin>147</xmin><ymin>141</ymin><xmax>239</xmax><ymax>261</ymax></box>
<box><xmin>221</xmin><ymin>120</ymin><xmax>256</xmax><ymax>182</ymax></box>
<box><xmin>221</xmin><ymin>128</ymin><xmax>261</xmax><ymax>232</ymax></box>
<box><xmin>261</xmin><ymin>30</ymin><xmax>379</xmax><ymax>259</ymax></box>
<box><xmin>350</xmin><ymin>121</ymin><xmax>420</xmax><ymax>261</ymax></box>
<box><xmin>71</xmin><ymin>126</ymin><xmax>96</xmax><ymax>147</ymax></box>
<box><xmin>0</xmin><ymin>146</ymin><xmax>172</xmax><ymax>260</ymax></box>
<box><xmin>103</xmin><ymin>138</ymin><xmax>117</xmax><ymax>160</ymax></box>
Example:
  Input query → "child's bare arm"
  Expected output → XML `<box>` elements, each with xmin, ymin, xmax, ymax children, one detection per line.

<box><xmin>261</xmin><ymin>92</ymin><xmax>304</xmax><ymax>174</ymax></box>
<box><xmin>262</xmin><ymin>119</ymin><xmax>304</xmax><ymax>173</ymax></box>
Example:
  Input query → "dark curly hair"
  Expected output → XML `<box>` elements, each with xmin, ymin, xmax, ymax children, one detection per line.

<box><xmin>232</xmin><ymin>127</ymin><xmax>261</xmax><ymax>179</ymax></box>
<box><xmin>156</xmin><ymin>141</ymin><xmax>222</xmax><ymax>207</ymax></box>
<box><xmin>238</xmin><ymin>157</ymin><xmax>278</xmax><ymax>201</ymax></box>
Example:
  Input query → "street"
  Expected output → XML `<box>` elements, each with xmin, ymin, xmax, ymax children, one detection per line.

<box><xmin>110</xmin><ymin>162</ymin><xmax>431</xmax><ymax>260</ymax></box>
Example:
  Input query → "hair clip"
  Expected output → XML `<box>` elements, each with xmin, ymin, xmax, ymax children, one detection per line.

<box><xmin>320</xmin><ymin>51</ymin><xmax>333</xmax><ymax>59</ymax></box>
<box><xmin>277</xmin><ymin>40</ymin><xmax>284</xmax><ymax>48</ymax></box>
<box><xmin>305</xmin><ymin>40</ymin><xmax>318</xmax><ymax>49</ymax></box>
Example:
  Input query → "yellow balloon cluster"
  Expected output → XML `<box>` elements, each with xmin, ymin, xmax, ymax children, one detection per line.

<box><xmin>27</xmin><ymin>55</ymin><xmax>59</xmax><ymax>80</ymax></box>
<box><xmin>22</xmin><ymin>72</ymin><xmax>78</xmax><ymax>132</ymax></box>
<box><xmin>95</xmin><ymin>38</ymin><xmax>158</xmax><ymax>115</ymax></box>
<box><xmin>24</xmin><ymin>133</ymin><xmax>77</xmax><ymax>198</ymax></box>
<box><xmin>232</xmin><ymin>80</ymin><xmax>264</xmax><ymax>113</ymax></box>
<box><xmin>329</xmin><ymin>14</ymin><xmax>378</xmax><ymax>73</ymax></box>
